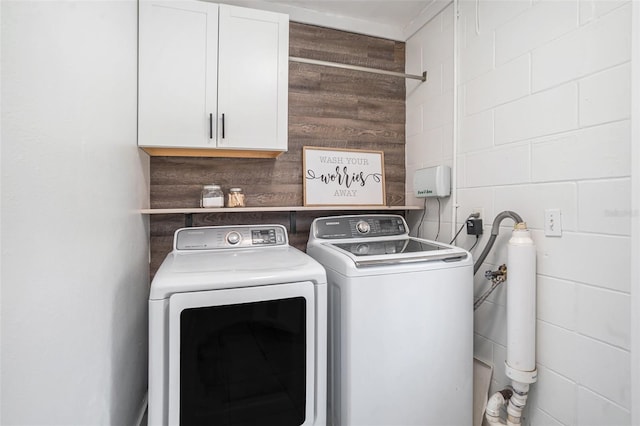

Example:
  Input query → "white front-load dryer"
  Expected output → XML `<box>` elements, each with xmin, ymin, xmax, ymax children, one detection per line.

<box><xmin>149</xmin><ymin>225</ymin><xmax>327</xmax><ymax>426</ymax></box>
<box><xmin>307</xmin><ymin>215</ymin><xmax>473</xmax><ymax>426</ymax></box>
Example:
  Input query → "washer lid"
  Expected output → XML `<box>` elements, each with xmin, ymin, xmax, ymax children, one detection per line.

<box><xmin>331</xmin><ymin>238</ymin><xmax>443</xmax><ymax>256</ymax></box>
<box><xmin>324</xmin><ymin>237</ymin><xmax>468</xmax><ymax>267</ymax></box>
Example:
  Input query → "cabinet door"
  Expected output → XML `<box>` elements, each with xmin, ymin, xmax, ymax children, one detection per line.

<box><xmin>217</xmin><ymin>5</ymin><xmax>289</xmax><ymax>151</ymax></box>
<box><xmin>138</xmin><ymin>0</ymin><xmax>218</xmax><ymax>148</ymax></box>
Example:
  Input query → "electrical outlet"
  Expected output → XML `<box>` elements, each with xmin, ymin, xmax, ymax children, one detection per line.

<box><xmin>545</xmin><ymin>208</ymin><xmax>562</xmax><ymax>237</ymax></box>
<box><xmin>471</xmin><ymin>208</ymin><xmax>484</xmax><ymax>220</ymax></box>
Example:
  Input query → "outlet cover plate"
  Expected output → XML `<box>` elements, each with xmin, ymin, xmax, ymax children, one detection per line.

<box><xmin>545</xmin><ymin>208</ymin><xmax>562</xmax><ymax>237</ymax></box>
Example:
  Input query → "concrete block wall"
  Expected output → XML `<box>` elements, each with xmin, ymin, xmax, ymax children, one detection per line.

<box><xmin>406</xmin><ymin>1</ymin><xmax>632</xmax><ymax>424</ymax></box>
<box><xmin>405</xmin><ymin>5</ymin><xmax>455</xmax><ymax>241</ymax></box>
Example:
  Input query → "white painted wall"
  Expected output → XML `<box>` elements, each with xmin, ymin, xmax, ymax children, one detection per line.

<box><xmin>405</xmin><ymin>5</ymin><xmax>456</xmax><ymax>242</ymax></box>
<box><xmin>407</xmin><ymin>1</ymin><xmax>633</xmax><ymax>424</ymax></box>
<box><xmin>1</xmin><ymin>1</ymin><xmax>150</xmax><ymax>424</ymax></box>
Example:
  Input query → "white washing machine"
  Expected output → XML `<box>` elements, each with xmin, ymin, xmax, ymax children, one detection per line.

<box><xmin>149</xmin><ymin>225</ymin><xmax>327</xmax><ymax>426</ymax></box>
<box><xmin>306</xmin><ymin>215</ymin><xmax>473</xmax><ymax>426</ymax></box>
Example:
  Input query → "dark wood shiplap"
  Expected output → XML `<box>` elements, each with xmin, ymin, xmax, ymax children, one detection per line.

<box><xmin>149</xmin><ymin>22</ymin><xmax>406</xmax><ymax>277</ymax></box>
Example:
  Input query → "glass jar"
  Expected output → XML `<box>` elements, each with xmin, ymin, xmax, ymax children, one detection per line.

<box><xmin>227</xmin><ymin>187</ymin><xmax>246</xmax><ymax>208</ymax></box>
<box><xmin>200</xmin><ymin>184</ymin><xmax>224</xmax><ymax>208</ymax></box>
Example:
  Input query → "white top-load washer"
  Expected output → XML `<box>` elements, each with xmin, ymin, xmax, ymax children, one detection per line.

<box><xmin>149</xmin><ymin>225</ymin><xmax>327</xmax><ymax>426</ymax></box>
<box><xmin>306</xmin><ymin>215</ymin><xmax>473</xmax><ymax>426</ymax></box>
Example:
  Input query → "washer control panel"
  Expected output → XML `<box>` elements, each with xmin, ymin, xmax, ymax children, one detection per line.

<box><xmin>175</xmin><ymin>225</ymin><xmax>288</xmax><ymax>250</ymax></box>
<box><xmin>313</xmin><ymin>215</ymin><xmax>408</xmax><ymax>239</ymax></box>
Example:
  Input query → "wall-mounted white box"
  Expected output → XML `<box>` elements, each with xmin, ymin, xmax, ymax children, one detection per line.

<box><xmin>414</xmin><ymin>165</ymin><xmax>451</xmax><ymax>198</ymax></box>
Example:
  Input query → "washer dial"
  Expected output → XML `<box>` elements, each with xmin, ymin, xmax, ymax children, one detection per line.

<box><xmin>356</xmin><ymin>220</ymin><xmax>370</xmax><ymax>234</ymax></box>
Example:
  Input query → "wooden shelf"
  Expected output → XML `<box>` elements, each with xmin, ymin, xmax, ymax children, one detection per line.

<box><xmin>141</xmin><ymin>205</ymin><xmax>423</xmax><ymax>214</ymax></box>
<box><xmin>141</xmin><ymin>205</ymin><xmax>423</xmax><ymax>232</ymax></box>
<box><xmin>139</xmin><ymin>147</ymin><xmax>284</xmax><ymax>158</ymax></box>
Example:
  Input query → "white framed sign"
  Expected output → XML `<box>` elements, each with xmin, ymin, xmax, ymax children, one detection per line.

<box><xmin>303</xmin><ymin>146</ymin><xmax>386</xmax><ymax>206</ymax></box>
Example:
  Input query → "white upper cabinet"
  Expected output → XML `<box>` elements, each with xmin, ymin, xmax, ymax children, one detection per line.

<box><xmin>138</xmin><ymin>0</ymin><xmax>289</xmax><ymax>157</ymax></box>
<box><xmin>138</xmin><ymin>0</ymin><xmax>218</xmax><ymax>150</ymax></box>
<box><xmin>218</xmin><ymin>5</ymin><xmax>289</xmax><ymax>152</ymax></box>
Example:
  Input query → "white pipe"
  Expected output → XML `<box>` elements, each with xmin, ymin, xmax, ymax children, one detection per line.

<box><xmin>507</xmin><ymin>382</ymin><xmax>530</xmax><ymax>425</ymax></box>
<box><xmin>450</xmin><ymin>0</ymin><xmax>459</xmax><ymax>241</ymax></box>
<box><xmin>485</xmin><ymin>382</ymin><xmax>531</xmax><ymax>426</ymax></box>
<box><xmin>485</xmin><ymin>392</ymin><xmax>507</xmax><ymax>425</ymax></box>
<box><xmin>484</xmin><ymin>224</ymin><xmax>538</xmax><ymax>426</ymax></box>
<box><xmin>505</xmin><ymin>224</ymin><xmax>537</xmax><ymax>379</ymax></box>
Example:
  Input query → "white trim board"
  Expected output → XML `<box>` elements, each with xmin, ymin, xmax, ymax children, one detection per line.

<box><xmin>631</xmin><ymin>1</ymin><xmax>640</xmax><ymax>424</ymax></box>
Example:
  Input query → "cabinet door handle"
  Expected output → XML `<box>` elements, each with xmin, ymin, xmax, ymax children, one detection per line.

<box><xmin>222</xmin><ymin>113</ymin><xmax>225</xmax><ymax>139</ymax></box>
<box><xmin>209</xmin><ymin>113</ymin><xmax>213</xmax><ymax>139</ymax></box>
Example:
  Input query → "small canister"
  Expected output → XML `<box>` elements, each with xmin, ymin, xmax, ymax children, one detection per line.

<box><xmin>227</xmin><ymin>187</ymin><xmax>246</xmax><ymax>207</ymax></box>
<box><xmin>200</xmin><ymin>184</ymin><xmax>224</xmax><ymax>208</ymax></box>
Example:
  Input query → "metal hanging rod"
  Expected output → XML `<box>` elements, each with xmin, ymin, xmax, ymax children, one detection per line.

<box><xmin>289</xmin><ymin>56</ymin><xmax>427</xmax><ymax>82</ymax></box>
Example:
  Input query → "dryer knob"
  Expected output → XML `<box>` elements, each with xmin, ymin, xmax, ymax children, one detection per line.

<box><xmin>356</xmin><ymin>221</ymin><xmax>370</xmax><ymax>234</ymax></box>
<box><xmin>226</xmin><ymin>231</ymin><xmax>241</xmax><ymax>245</ymax></box>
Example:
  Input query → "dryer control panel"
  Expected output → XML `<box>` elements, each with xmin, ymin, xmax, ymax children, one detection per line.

<box><xmin>174</xmin><ymin>225</ymin><xmax>288</xmax><ymax>250</ymax></box>
<box><xmin>312</xmin><ymin>215</ymin><xmax>408</xmax><ymax>239</ymax></box>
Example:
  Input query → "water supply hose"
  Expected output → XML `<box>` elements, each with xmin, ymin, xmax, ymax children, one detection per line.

<box><xmin>473</xmin><ymin>211</ymin><xmax>524</xmax><ymax>275</ymax></box>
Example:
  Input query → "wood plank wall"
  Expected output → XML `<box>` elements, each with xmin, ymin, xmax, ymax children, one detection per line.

<box><xmin>149</xmin><ymin>23</ymin><xmax>406</xmax><ymax>277</ymax></box>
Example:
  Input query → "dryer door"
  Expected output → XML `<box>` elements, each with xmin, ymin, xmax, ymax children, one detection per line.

<box><xmin>168</xmin><ymin>281</ymin><xmax>316</xmax><ymax>426</ymax></box>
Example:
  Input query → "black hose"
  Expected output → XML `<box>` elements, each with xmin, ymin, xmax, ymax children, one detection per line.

<box><xmin>473</xmin><ymin>210</ymin><xmax>524</xmax><ymax>275</ymax></box>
